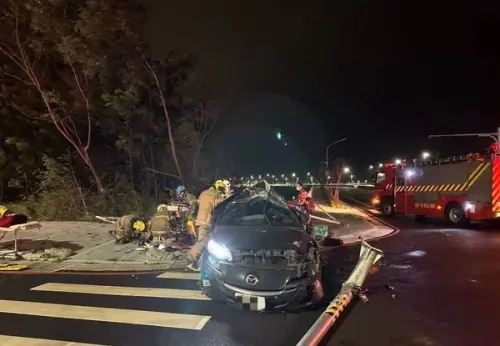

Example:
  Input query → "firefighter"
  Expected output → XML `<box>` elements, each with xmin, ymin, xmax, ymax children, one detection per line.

<box><xmin>113</xmin><ymin>214</ymin><xmax>146</xmax><ymax>244</ymax></box>
<box><xmin>187</xmin><ymin>180</ymin><xmax>225</xmax><ymax>271</ymax></box>
<box><xmin>145</xmin><ymin>204</ymin><xmax>172</xmax><ymax>246</ymax></box>
<box><xmin>222</xmin><ymin>180</ymin><xmax>231</xmax><ymax>199</ymax></box>
<box><xmin>175</xmin><ymin>185</ymin><xmax>198</xmax><ymax>240</ymax></box>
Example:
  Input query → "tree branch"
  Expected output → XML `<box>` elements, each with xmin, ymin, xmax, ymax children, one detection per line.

<box><xmin>67</xmin><ymin>59</ymin><xmax>92</xmax><ymax>150</ymax></box>
<box><xmin>145</xmin><ymin>167</ymin><xmax>180</xmax><ymax>179</ymax></box>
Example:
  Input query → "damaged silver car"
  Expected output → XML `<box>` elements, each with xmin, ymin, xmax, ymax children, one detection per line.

<box><xmin>201</xmin><ymin>182</ymin><xmax>324</xmax><ymax>311</ymax></box>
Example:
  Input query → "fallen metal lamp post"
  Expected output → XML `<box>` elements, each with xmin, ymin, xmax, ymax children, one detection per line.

<box><xmin>296</xmin><ymin>241</ymin><xmax>384</xmax><ymax>346</ymax></box>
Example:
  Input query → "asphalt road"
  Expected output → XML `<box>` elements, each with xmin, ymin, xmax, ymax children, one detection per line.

<box><xmin>1</xmin><ymin>186</ymin><xmax>495</xmax><ymax>346</ymax></box>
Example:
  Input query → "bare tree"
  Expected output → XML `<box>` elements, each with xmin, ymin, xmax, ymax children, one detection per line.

<box><xmin>331</xmin><ymin>158</ymin><xmax>348</xmax><ymax>206</ymax></box>
<box><xmin>142</xmin><ymin>58</ymin><xmax>184</xmax><ymax>185</ymax></box>
<box><xmin>192</xmin><ymin>100</ymin><xmax>218</xmax><ymax>180</ymax></box>
<box><xmin>0</xmin><ymin>9</ymin><xmax>104</xmax><ymax>192</ymax></box>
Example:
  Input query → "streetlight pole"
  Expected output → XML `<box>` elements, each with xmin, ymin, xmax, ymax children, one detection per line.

<box><xmin>429</xmin><ymin>128</ymin><xmax>500</xmax><ymax>154</ymax></box>
<box><xmin>325</xmin><ymin>137</ymin><xmax>347</xmax><ymax>172</ymax></box>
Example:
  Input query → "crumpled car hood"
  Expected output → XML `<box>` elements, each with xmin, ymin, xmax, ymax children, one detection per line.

<box><xmin>211</xmin><ymin>225</ymin><xmax>304</xmax><ymax>250</ymax></box>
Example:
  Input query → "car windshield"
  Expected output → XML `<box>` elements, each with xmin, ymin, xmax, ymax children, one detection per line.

<box><xmin>215</xmin><ymin>188</ymin><xmax>300</xmax><ymax>226</ymax></box>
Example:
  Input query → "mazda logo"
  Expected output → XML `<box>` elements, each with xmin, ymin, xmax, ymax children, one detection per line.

<box><xmin>245</xmin><ymin>274</ymin><xmax>259</xmax><ymax>286</ymax></box>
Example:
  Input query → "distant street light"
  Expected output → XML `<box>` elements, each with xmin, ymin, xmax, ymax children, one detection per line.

<box><xmin>292</xmin><ymin>173</ymin><xmax>296</xmax><ymax>177</ymax></box>
<box><xmin>421</xmin><ymin>151</ymin><xmax>430</xmax><ymax>160</ymax></box>
<box><xmin>378</xmin><ymin>163</ymin><xmax>383</xmax><ymax>168</ymax></box>
<box><xmin>258</xmin><ymin>175</ymin><xmax>261</xmax><ymax>179</ymax></box>
<box><xmin>266</xmin><ymin>173</ymin><xmax>270</xmax><ymax>177</ymax></box>
<box><xmin>325</xmin><ymin>137</ymin><xmax>347</xmax><ymax>170</ymax></box>
<box><xmin>307</xmin><ymin>172</ymin><xmax>310</xmax><ymax>176</ymax></box>
<box><xmin>369</xmin><ymin>165</ymin><xmax>374</xmax><ymax>170</ymax></box>
<box><xmin>343</xmin><ymin>167</ymin><xmax>350</xmax><ymax>173</ymax></box>
<box><xmin>272</xmin><ymin>175</ymin><xmax>275</xmax><ymax>178</ymax></box>
<box><xmin>250</xmin><ymin>175</ymin><xmax>254</xmax><ymax>179</ymax></box>
<box><xmin>276</xmin><ymin>131</ymin><xmax>282</xmax><ymax>140</ymax></box>
<box><xmin>285</xmin><ymin>177</ymin><xmax>288</xmax><ymax>181</ymax></box>
<box><xmin>394</xmin><ymin>159</ymin><xmax>402</xmax><ymax>165</ymax></box>
<box><xmin>281</xmin><ymin>174</ymin><xmax>285</xmax><ymax>178</ymax></box>
<box><xmin>350</xmin><ymin>174</ymin><xmax>354</xmax><ymax>180</ymax></box>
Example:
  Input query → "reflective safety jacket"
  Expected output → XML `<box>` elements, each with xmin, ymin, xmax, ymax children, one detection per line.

<box><xmin>296</xmin><ymin>189</ymin><xmax>308</xmax><ymax>206</ymax></box>
<box><xmin>183</xmin><ymin>192</ymin><xmax>198</xmax><ymax>221</ymax></box>
<box><xmin>196</xmin><ymin>187</ymin><xmax>223</xmax><ymax>228</ymax></box>
<box><xmin>148</xmin><ymin>210</ymin><xmax>170</xmax><ymax>235</ymax></box>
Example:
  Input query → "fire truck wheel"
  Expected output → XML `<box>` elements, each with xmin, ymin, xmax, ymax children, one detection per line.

<box><xmin>445</xmin><ymin>202</ymin><xmax>468</xmax><ymax>226</ymax></box>
<box><xmin>381</xmin><ymin>201</ymin><xmax>395</xmax><ymax>216</ymax></box>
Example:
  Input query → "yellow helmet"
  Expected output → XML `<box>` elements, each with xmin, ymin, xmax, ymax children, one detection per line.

<box><xmin>213</xmin><ymin>180</ymin><xmax>225</xmax><ymax>192</ymax></box>
<box><xmin>132</xmin><ymin>220</ymin><xmax>146</xmax><ymax>232</ymax></box>
<box><xmin>0</xmin><ymin>205</ymin><xmax>8</xmax><ymax>217</ymax></box>
<box><xmin>157</xmin><ymin>204</ymin><xmax>169</xmax><ymax>212</ymax></box>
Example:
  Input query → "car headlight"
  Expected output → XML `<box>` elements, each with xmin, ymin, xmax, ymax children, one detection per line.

<box><xmin>207</xmin><ymin>240</ymin><xmax>232</xmax><ymax>261</ymax></box>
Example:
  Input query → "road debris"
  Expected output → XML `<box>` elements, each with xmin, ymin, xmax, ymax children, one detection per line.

<box><xmin>385</xmin><ymin>284</ymin><xmax>395</xmax><ymax>291</ymax></box>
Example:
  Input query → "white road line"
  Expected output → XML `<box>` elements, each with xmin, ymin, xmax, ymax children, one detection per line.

<box><xmin>156</xmin><ymin>271</ymin><xmax>200</xmax><ymax>280</ymax></box>
<box><xmin>0</xmin><ymin>299</ymin><xmax>210</xmax><ymax>330</ymax></box>
<box><xmin>31</xmin><ymin>283</ymin><xmax>209</xmax><ymax>301</ymax></box>
<box><xmin>0</xmin><ymin>334</ymin><xmax>105</xmax><ymax>346</ymax></box>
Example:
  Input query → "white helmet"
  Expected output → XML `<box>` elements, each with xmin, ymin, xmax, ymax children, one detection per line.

<box><xmin>157</xmin><ymin>204</ymin><xmax>168</xmax><ymax>212</ymax></box>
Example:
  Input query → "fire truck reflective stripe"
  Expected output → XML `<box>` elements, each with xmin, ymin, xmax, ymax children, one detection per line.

<box><xmin>464</xmin><ymin>163</ymin><xmax>490</xmax><ymax>191</ymax></box>
<box><xmin>408</xmin><ymin>186</ymin><xmax>414</xmax><ymax>192</ymax></box>
<box><xmin>460</xmin><ymin>163</ymin><xmax>487</xmax><ymax>191</ymax></box>
<box><xmin>421</xmin><ymin>185</ymin><xmax>430</xmax><ymax>191</ymax></box>
<box><xmin>443</xmin><ymin>184</ymin><xmax>451</xmax><ymax>191</ymax></box>
<box><xmin>452</xmin><ymin>184</ymin><xmax>462</xmax><ymax>191</ymax></box>
<box><xmin>492</xmin><ymin>159</ymin><xmax>500</xmax><ymax>212</ymax></box>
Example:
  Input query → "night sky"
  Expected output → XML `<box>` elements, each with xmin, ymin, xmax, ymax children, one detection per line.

<box><xmin>142</xmin><ymin>0</ymin><xmax>499</xmax><ymax>178</ymax></box>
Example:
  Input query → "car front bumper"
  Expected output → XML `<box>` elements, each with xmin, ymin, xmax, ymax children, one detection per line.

<box><xmin>203</xmin><ymin>255</ymin><xmax>316</xmax><ymax>310</ymax></box>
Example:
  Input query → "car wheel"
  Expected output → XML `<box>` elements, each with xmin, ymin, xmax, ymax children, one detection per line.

<box><xmin>445</xmin><ymin>202</ymin><xmax>468</xmax><ymax>227</ymax></box>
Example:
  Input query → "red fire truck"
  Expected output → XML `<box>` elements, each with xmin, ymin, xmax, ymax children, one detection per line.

<box><xmin>371</xmin><ymin>145</ymin><xmax>500</xmax><ymax>226</ymax></box>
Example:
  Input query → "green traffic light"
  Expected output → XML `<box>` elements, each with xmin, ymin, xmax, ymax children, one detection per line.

<box><xmin>276</xmin><ymin>132</ymin><xmax>282</xmax><ymax>140</ymax></box>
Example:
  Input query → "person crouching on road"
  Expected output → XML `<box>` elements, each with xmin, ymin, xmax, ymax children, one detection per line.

<box><xmin>187</xmin><ymin>180</ymin><xmax>225</xmax><ymax>272</ymax></box>
<box><xmin>175</xmin><ymin>185</ymin><xmax>198</xmax><ymax>241</ymax></box>
<box><xmin>113</xmin><ymin>214</ymin><xmax>146</xmax><ymax>244</ymax></box>
<box><xmin>145</xmin><ymin>204</ymin><xmax>171</xmax><ymax>246</ymax></box>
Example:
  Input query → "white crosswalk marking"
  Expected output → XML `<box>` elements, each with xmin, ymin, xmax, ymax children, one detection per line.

<box><xmin>0</xmin><ymin>334</ymin><xmax>105</xmax><ymax>346</ymax></box>
<box><xmin>0</xmin><ymin>299</ymin><xmax>211</xmax><ymax>330</ymax></box>
<box><xmin>0</xmin><ymin>271</ymin><xmax>214</xmax><ymax>344</ymax></box>
<box><xmin>31</xmin><ymin>282</ymin><xmax>209</xmax><ymax>300</ymax></box>
<box><xmin>156</xmin><ymin>271</ymin><xmax>200</xmax><ymax>280</ymax></box>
